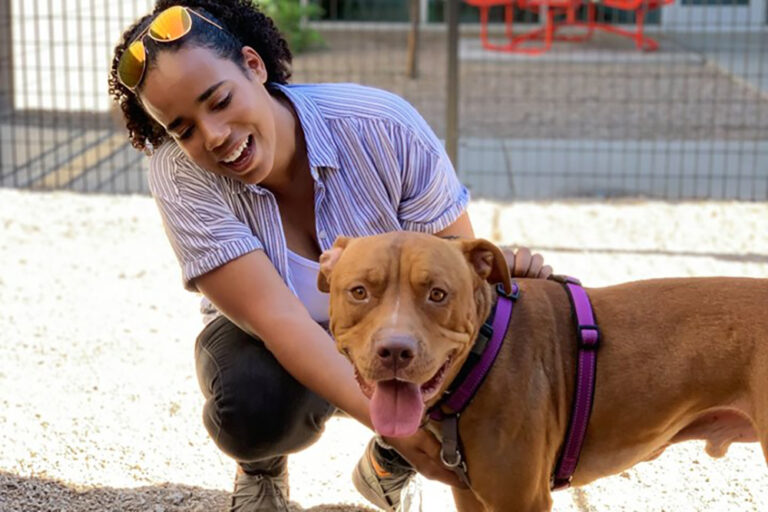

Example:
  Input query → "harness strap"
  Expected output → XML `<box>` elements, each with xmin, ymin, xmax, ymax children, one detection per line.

<box><xmin>549</xmin><ymin>275</ymin><xmax>600</xmax><ymax>490</ymax></box>
<box><xmin>439</xmin><ymin>414</ymin><xmax>472</xmax><ymax>488</ymax></box>
<box><xmin>429</xmin><ymin>283</ymin><xmax>518</xmax><ymax>422</ymax></box>
<box><xmin>428</xmin><ymin>276</ymin><xmax>600</xmax><ymax>492</ymax></box>
<box><xmin>427</xmin><ymin>283</ymin><xmax>517</xmax><ymax>486</ymax></box>
<box><xmin>441</xmin><ymin>313</ymin><xmax>495</xmax><ymax>399</ymax></box>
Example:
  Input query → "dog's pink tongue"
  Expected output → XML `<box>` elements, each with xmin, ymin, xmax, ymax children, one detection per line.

<box><xmin>370</xmin><ymin>380</ymin><xmax>424</xmax><ymax>438</ymax></box>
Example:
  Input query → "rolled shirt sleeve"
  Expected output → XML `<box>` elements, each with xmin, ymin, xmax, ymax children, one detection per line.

<box><xmin>148</xmin><ymin>147</ymin><xmax>264</xmax><ymax>292</ymax></box>
<box><xmin>391</xmin><ymin>97</ymin><xmax>470</xmax><ymax>233</ymax></box>
<box><xmin>398</xmin><ymin>145</ymin><xmax>470</xmax><ymax>233</ymax></box>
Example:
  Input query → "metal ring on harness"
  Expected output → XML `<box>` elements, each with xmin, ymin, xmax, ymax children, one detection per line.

<box><xmin>440</xmin><ymin>446</ymin><xmax>463</xmax><ymax>468</ymax></box>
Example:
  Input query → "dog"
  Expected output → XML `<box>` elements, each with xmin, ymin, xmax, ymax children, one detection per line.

<box><xmin>317</xmin><ymin>232</ymin><xmax>767</xmax><ymax>511</ymax></box>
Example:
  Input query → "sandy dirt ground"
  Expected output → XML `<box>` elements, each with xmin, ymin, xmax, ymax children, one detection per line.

<box><xmin>1</xmin><ymin>188</ymin><xmax>767</xmax><ymax>511</ymax></box>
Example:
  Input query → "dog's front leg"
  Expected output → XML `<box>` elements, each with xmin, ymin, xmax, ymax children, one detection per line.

<box><xmin>451</xmin><ymin>486</ymin><xmax>487</xmax><ymax>512</ymax></box>
<box><xmin>452</xmin><ymin>484</ymin><xmax>552</xmax><ymax>512</ymax></box>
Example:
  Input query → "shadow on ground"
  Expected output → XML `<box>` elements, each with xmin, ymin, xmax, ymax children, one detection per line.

<box><xmin>0</xmin><ymin>471</ymin><xmax>376</xmax><ymax>512</ymax></box>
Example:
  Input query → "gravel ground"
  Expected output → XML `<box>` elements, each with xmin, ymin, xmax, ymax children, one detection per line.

<box><xmin>1</xmin><ymin>188</ymin><xmax>767</xmax><ymax>511</ymax></box>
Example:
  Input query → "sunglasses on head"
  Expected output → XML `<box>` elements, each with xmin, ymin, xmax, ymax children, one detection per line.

<box><xmin>117</xmin><ymin>5</ymin><xmax>223</xmax><ymax>91</ymax></box>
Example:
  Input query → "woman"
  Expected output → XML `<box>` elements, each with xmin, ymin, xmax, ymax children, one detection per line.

<box><xmin>108</xmin><ymin>1</ymin><xmax>551</xmax><ymax>510</ymax></box>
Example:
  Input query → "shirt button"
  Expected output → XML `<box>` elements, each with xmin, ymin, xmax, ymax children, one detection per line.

<box><xmin>318</xmin><ymin>230</ymin><xmax>327</xmax><ymax>239</ymax></box>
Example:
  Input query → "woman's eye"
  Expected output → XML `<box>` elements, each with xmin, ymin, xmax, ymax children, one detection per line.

<box><xmin>349</xmin><ymin>286</ymin><xmax>368</xmax><ymax>301</ymax></box>
<box><xmin>178</xmin><ymin>128</ymin><xmax>193</xmax><ymax>140</ymax></box>
<box><xmin>428</xmin><ymin>288</ymin><xmax>447</xmax><ymax>303</ymax></box>
<box><xmin>213</xmin><ymin>93</ymin><xmax>232</xmax><ymax>111</ymax></box>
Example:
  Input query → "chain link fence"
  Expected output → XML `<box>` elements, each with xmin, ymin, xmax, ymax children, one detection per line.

<box><xmin>0</xmin><ymin>0</ymin><xmax>766</xmax><ymax>199</ymax></box>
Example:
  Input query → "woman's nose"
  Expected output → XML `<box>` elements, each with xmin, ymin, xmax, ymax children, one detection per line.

<box><xmin>201</xmin><ymin>119</ymin><xmax>229</xmax><ymax>153</ymax></box>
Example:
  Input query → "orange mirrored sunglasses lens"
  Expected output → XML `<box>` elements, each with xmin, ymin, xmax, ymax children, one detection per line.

<box><xmin>117</xmin><ymin>7</ymin><xmax>197</xmax><ymax>89</ymax></box>
<box><xmin>117</xmin><ymin>39</ymin><xmax>147</xmax><ymax>89</ymax></box>
<box><xmin>148</xmin><ymin>5</ymin><xmax>192</xmax><ymax>41</ymax></box>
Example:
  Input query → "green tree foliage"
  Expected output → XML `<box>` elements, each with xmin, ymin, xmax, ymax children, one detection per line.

<box><xmin>254</xmin><ymin>0</ymin><xmax>324</xmax><ymax>53</ymax></box>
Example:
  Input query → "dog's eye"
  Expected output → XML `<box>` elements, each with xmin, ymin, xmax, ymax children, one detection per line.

<box><xmin>428</xmin><ymin>288</ymin><xmax>447</xmax><ymax>303</ymax></box>
<box><xmin>349</xmin><ymin>286</ymin><xmax>368</xmax><ymax>301</ymax></box>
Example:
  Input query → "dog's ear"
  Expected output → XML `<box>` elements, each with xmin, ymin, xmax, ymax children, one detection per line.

<box><xmin>317</xmin><ymin>236</ymin><xmax>351</xmax><ymax>293</ymax></box>
<box><xmin>460</xmin><ymin>238</ymin><xmax>513</xmax><ymax>294</ymax></box>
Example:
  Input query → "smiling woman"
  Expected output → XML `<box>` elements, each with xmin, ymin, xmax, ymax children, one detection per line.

<box><xmin>108</xmin><ymin>1</ymin><xmax>549</xmax><ymax>511</ymax></box>
<box><xmin>138</xmin><ymin>45</ymin><xmax>291</xmax><ymax>186</ymax></box>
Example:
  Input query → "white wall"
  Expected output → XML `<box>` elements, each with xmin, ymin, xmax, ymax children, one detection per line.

<box><xmin>11</xmin><ymin>0</ymin><xmax>154</xmax><ymax>112</ymax></box>
<box><xmin>662</xmin><ymin>0</ymin><xmax>767</xmax><ymax>29</ymax></box>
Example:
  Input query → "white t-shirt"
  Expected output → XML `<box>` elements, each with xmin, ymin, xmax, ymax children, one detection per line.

<box><xmin>286</xmin><ymin>249</ymin><xmax>330</xmax><ymax>324</ymax></box>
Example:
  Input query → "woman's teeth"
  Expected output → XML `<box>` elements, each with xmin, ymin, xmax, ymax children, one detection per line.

<box><xmin>221</xmin><ymin>137</ymin><xmax>249</xmax><ymax>164</ymax></box>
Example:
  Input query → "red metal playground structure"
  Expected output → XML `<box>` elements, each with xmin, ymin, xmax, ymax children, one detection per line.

<box><xmin>464</xmin><ymin>0</ymin><xmax>675</xmax><ymax>54</ymax></box>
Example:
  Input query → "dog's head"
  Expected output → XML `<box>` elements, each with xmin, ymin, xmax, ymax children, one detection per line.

<box><xmin>318</xmin><ymin>232</ymin><xmax>510</xmax><ymax>437</ymax></box>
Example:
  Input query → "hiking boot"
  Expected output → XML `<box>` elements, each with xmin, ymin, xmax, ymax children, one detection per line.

<box><xmin>230</xmin><ymin>465</ymin><xmax>290</xmax><ymax>512</ymax></box>
<box><xmin>352</xmin><ymin>438</ymin><xmax>416</xmax><ymax>511</ymax></box>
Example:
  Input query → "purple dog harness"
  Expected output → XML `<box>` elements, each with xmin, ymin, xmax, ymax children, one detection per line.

<box><xmin>549</xmin><ymin>275</ymin><xmax>600</xmax><ymax>490</ymax></box>
<box><xmin>426</xmin><ymin>276</ymin><xmax>600</xmax><ymax>491</ymax></box>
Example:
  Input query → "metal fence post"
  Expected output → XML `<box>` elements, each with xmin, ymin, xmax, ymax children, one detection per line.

<box><xmin>0</xmin><ymin>0</ymin><xmax>13</xmax><ymax>114</ymax></box>
<box><xmin>445</xmin><ymin>0</ymin><xmax>459</xmax><ymax>170</ymax></box>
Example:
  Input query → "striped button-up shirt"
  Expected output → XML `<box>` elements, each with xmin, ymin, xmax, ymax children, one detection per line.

<box><xmin>148</xmin><ymin>83</ymin><xmax>470</xmax><ymax>322</ymax></box>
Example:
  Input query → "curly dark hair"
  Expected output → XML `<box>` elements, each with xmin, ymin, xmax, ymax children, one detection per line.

<box><xmin>108</xmin><ymin>0</ymin><xmax>292</xmax><ymax>153</ymax></box>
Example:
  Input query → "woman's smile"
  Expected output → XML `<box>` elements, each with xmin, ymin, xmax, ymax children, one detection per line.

<box><xmin>219</xmin><ymin>134</ymin><xmax>256</xmax><ymax>175</ymax></box>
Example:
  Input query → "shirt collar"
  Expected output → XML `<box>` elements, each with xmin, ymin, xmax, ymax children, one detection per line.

<box><xmin>273</xmin><ymin>83</ymin><xmax>340</xmax><ymax>172</ymax></box>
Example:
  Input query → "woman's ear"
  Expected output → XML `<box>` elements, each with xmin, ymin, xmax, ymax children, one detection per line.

<box><xmin>241</xmin><ymin>46</ymin><xmax>268</xmax><ymax>83</ymax></box>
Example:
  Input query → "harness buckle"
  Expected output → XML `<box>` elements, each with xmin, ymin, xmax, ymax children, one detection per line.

<box><xmin>477</xmin><ymin>322</ymin><xmax>494</xmax><ymax>345</ymax></box>
<box><xmin>496</xmin><ymin>282</ymin><xmax>520</xmax><ymax>300</ymax></box>
<box><xmin>577</xmin><ymin>324</ymin><xmax>600</xmax><ymax>349</ymax></box>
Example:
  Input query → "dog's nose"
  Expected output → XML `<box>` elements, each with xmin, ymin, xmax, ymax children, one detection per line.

<box><xmin>376</xmin><ymin>339</ymin><xmax>416</xmax><ymax>370</ymax></box>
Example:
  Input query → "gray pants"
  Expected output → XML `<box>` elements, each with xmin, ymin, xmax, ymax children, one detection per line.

<box><xmin>195</xmin><ymin>315</ymin><xmax>336</xmax><ymax>475</ymax></box>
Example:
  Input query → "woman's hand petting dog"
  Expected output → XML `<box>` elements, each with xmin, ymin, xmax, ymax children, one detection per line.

<box><xmin>502</xmin><ymin>246</ymin><xmax>553</xmax><ymax>279</ymax></box>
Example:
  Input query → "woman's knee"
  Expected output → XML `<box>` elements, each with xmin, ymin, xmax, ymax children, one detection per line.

<box><xmin>203</xmin><ymin>384</ymin><xmax>333</xmax><ymax>461</ymax></box>
<box><xmin>195</xmin><ymin>316</ymin><xmax>334</xmax><ymax>462</ymax></box>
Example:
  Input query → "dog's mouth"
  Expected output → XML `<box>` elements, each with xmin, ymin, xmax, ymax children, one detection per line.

<box><xmin>354</xmin><ymin>352</ymin><xmax>455</xmax><ymax>400</ymax></box>
<box><xmin>418</xmin><ymin>352</ymin><xmax>454</xmax><ymax>401</ymax></box>
<box><xmin>354</xmin><ymin>367</ymin><xmax>376</xmax><ymax>399</ymax></box>
<box><xmin>354</xmin><ymin>351</ymin><xmax>456</xmax><ymax>438</ymax></box>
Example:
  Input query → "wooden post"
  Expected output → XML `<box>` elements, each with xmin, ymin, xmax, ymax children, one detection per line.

<box><xmin>406</xmin><ymin>0</ymin><xmax>420</xmax><ymax>79</ymax></box>
<box><xmin>299</xmin><ymin>0</ymin><xmax>308</xmax><ymax>28</ymax></box>
<box><xmin>445</xmin><ymin>0</ymin><xmax>459</xmax><ymax>168</ymax></box>
<box><xmin>0</xmin><ymin>0</ymin><xmax>13</xmax><ymax>113</ymax></box>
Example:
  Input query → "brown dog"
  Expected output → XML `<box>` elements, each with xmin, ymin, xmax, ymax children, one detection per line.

<box><xmin>318</xmin><ymin>232</ymin><xmax>768</xmax><ymax>511</ymax></box>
